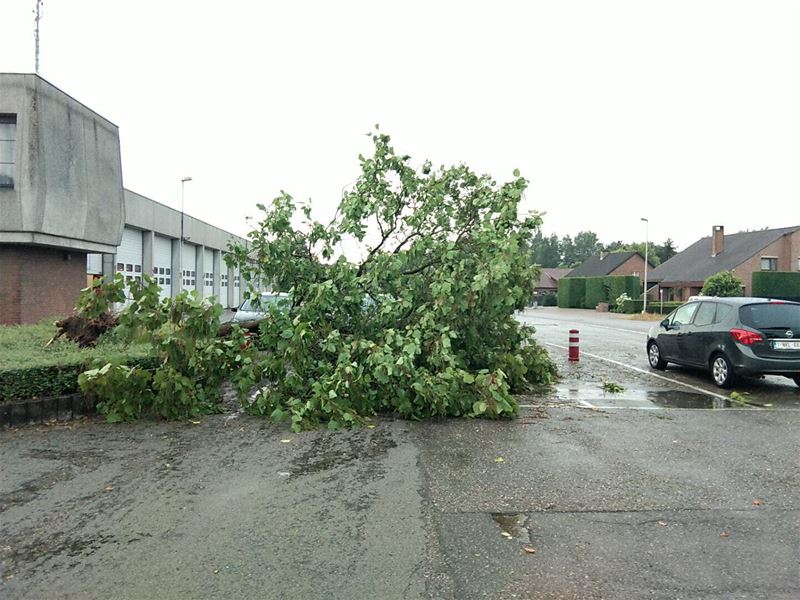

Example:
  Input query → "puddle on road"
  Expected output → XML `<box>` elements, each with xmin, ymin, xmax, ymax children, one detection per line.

<box><xmin>644</xmin><ymin>390</ymin><xmax>731</xmax><ymax>409</ymax></box>
<box><xmin>553</xmin><ymin>386</ymin><xmax>734</xmax><ymax>409</ymax></box>
<box><xmin>491</xmin><ymin>513</ymin><xmax>530</xmax><ymax>539</ymax></box>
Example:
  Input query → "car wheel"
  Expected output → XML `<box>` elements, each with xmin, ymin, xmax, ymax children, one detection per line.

<box><xmin>647</xmin><ymin>341</ymin><xmax>667</xmax><ymax>370</ymax></box>
<box><xmin>710</xmin><ymin>353</ymin><xmax>736</xmax><ymax>388</ymax></box>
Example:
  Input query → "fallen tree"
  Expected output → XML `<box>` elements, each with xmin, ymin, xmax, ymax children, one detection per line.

<box><xmin>227</xmin><ymin>127</ymin><xmax>557</xmax><ymax>431</ymax></box>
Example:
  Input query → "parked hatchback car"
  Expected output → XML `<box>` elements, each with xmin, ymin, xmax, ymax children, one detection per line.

<box><xmin>646</xmin><ymin>297</ymin><xmax>800</xmax><ymax>388</ymax></box>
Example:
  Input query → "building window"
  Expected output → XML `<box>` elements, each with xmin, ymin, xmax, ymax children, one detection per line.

<box><xmin>0</xmin><ymin>115</ymin><xmax>16</xmax><ymax>189</ymax></box>
<box><xmin>760</xmin><ymin>256</ymin><xmax>778</xmax><ymax>271</ymax></box>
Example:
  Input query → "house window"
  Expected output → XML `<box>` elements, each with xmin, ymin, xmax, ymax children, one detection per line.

<box><xmin>0</xmin><ymin>115</ymin><xmax>16</xmax><ymax>189</ymax></box>
<box><xmin>760</xmin><ymin>256</ymin><xmax>778</xmax><ymax>271</ymax></box>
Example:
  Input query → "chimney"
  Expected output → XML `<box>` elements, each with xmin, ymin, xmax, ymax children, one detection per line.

<box><xmin>711</xmin><ymin>225</ymin><xmax>724</xmax><ymax>257</ymax></box>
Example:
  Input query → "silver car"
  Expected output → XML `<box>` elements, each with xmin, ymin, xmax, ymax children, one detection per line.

<box><xmin>232</xmin><ymin>292</ymin><xmax>290</xmax><ymax>323</ymax></box>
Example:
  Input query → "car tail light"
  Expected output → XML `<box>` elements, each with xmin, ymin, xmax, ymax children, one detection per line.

<box><xmin>730</xmin><ymin>328</ymin><xmax>764</xmax><ymax>345</ymax></box>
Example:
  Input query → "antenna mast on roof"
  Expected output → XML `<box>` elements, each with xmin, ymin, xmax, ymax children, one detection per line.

<box><xmin>34</xmin><ymin>0</ymin><xmax>44</xmax><ymax>74</ymax></box>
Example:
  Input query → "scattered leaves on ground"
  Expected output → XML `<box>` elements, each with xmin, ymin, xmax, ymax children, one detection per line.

<box><xmin>601</xmin><ymin>381</ymin><xmax>625</xmax><ymax>393</ymax></box>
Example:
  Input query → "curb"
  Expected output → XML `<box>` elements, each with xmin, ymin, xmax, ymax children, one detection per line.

<box><xmin>1</xmin><ymin>394</ymin><xmax>98</xmax><ymax>428</ymax></box>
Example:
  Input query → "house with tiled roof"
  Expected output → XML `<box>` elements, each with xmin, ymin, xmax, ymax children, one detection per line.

<box><xmin>534</xmin><ymin>268</ymin><xmax>572</xmax><ymax>294</ymax></box>
<box><xmin>649</xmin><ymin>225</ymin><xmax>800</xmax><ymax>301</ymax></box>
<box><xmin>567</xmin><ymin>251</ymin><xmax>651</xmax><ymax>280</ymax></box>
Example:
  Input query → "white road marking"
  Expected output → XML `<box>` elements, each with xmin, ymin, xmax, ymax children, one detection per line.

<box><xmin>518</xmin><ymin>313</ymin><xmax>648</xmax><ymax>336</ymax></box>
<box><xmin>543</xmin><ymin>341</ymin><xmax>732</xmax><ymax>402</ymax></box>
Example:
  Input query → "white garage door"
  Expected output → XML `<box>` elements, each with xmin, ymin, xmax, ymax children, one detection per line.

<box><xmin>203</xmin><ymin>248</ymin><xmax>214</xmax><ymax>300</ymax></box>
<box><xmin>181</xmin><ymin>243</ymin><xmax>196</xmax><ymax>293</ymax></box>
<box><xmin>117</xmin><ymin>227</ymin><xmax>143</xmax><ymax>301</ymax></box>
<box><xmin>153</xmin><ymin>235</ymin><xmax>172</xmax><ymax>300</ymax></box>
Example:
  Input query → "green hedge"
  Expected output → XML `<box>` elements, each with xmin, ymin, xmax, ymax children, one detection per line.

<box><xmin>584</xmin><ymin>277</ymin><xmax>607</xmax><ymax>309</ymax></box>
<box><xmin>531</xmin><ymin>293</ymin><xmax>558</xmax><ymax>307</ymax></box>
<box><xmin>619</xmin><ymin>300</ymin><xmax>683</xmax><ymax>315</ymax></box>
<box><xmin>558</xmin><ymin>275</ymin><xmax>640</xmax><ymax>309</ymax></box>
<box><xmin>0</xmin><ymin>356</ymin><xmax>160</xmax><ymax>402</ymax></box>
<box><xmin>0</xmin><ymin>322</ymin><xmax>153</xmax><ymax>402</ymax></box>
<box><xmin>558</xmin><ymin>277</ymin><xmax>586</xmax><ymax>308</ymax></box>
<box><xmin>751</xmin><ymin>272</ymin><xmax>800</xmax><ymax>301</ymax></box>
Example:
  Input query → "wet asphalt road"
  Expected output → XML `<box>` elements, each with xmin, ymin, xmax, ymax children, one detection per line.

<box><xmin>1</xmin><ymin>308</ymin><xmax>799</xmax><ymax>599</ymax></box>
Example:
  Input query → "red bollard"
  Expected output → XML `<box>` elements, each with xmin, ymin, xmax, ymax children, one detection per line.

<box><xmin>568</xmin><ymin>329</ymin><xmax>579</xmax><ymax>362</ymax></box>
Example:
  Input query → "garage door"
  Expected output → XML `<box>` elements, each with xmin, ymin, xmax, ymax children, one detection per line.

<box><xmin>203</xmin><ymin>248</ymin><xmax>214</xmax><ymax>300</ymax></box>
<box><xmin>117</xmin><ymin>227</ymin><xmax>143</xmax><ymax>301</ymax></box>
<box><xmin>181</xmin><ymin>243</ymin><xmax>196</xmax><ymax>293</ymax></box>
<box><xmin>153</xmin><ymin>235</ymin><xmax>172</xmax><ymax>300</ymax></box>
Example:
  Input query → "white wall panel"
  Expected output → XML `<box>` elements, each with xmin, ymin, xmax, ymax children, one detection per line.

<box><xmin>86</xmin><ymin>253</ymin><xmax>103</xmax><ymax>274</ymax></box>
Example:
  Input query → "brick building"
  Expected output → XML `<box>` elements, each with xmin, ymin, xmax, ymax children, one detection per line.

<box><xmin>648</xmin><ymin>225</ymin><xmax>800</xmax><ymax>301</ymax></box>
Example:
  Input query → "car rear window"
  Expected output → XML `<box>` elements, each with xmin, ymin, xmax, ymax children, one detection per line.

<box><xmin>739</xmin><ymin>303</ymin><xmax>800</xmax><ymax>330</ymax></box>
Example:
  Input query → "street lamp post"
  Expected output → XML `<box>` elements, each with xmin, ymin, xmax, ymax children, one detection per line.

<box><xmin>180</xmin><ymin>177</ymin><xmax>192</xmax><ymax>290</ymax></box>
<box><xmin>641</xmin><ymin>217</ymin><xmax>649</xmax><ymax>314</ymax></box>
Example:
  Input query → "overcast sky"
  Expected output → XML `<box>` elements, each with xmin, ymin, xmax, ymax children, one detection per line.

<box><xmin>1</xmin><ymin>0</ymin><xmax>798</xmax><ymax>251</ymax></box>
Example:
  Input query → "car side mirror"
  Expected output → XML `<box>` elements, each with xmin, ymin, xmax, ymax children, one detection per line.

<box><xmin>660</xmin><ymin>319</ymin><xmax>669</xmax><ymax>329</ymax></box>
<box><xmin>231</xmin><ymin>307</ymin><xmax>238</xmax><ymax>313</ymax></box>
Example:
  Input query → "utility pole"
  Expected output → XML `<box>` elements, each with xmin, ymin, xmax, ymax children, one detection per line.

<box><xmin>180</xmin><ymin>177</ymin><xmax>192</xmax><ymax>291</ymax></box>
<box><xmin>641</xmin><ymin>217</ymin><xmax>649</xmax><ymax>313</ymax></box>
<box><xmin>34</xmin><ymin>1</ymin><xmax>44</xmax><ymax>74</ymax></box>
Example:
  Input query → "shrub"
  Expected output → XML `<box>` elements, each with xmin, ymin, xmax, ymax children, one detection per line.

<box><xmin>77</xmin><ymin>275</ymin><xmax>261</xmax><ymax>422</ymax></box>
<box><xmin>229</xmin><ymin>129</ymin><xmax>557</xmax><ymax>431</ymax></box>
<box><xmin>542</xmin><ymin>293</ymin><xmax>558</xmax><ymax>306</ymax></box>
<box><xmin>701</xmin><ymin>270</ymin><xmax>743</xmax><ymax>297</ymax></box>
<box><xmin>751</xmin><ymin>272</ymin><xmax>800</xmax><ymax>301</ymax></box>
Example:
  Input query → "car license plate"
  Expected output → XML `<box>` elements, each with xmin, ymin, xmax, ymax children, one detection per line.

<box><xmin>773</xmin><ymin>340</ymin><xmax>800</xmax><ymax>350</ymax></box>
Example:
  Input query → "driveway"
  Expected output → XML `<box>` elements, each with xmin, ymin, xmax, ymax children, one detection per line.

<box><xmin>1</xmin><ymin>308</ymin><xmax>799</xmax><ymax>599</ymax></box>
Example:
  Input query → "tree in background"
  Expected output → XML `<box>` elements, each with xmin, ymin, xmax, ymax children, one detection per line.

<box><xmin>573</xmin><ymin>231</ymin><xmax>602</xmax><ymax>265</ymax></box>
<box><xmin>559</xmin><ymin>234</ymin><xmax>577</xmax><ymax>267</ymax></box>
<box><xmin>529</xmin><ymin>231</ymin><xmax>562</xmax><ymax>268</ymax></box>
<box><xmin>655</xmin><ymin>238</ymin><xmax>677</xmax><ymax>264</ymax></box>
<box><xmin>701</xmin><ymin>270</ymin><xmax>743</xmax><ymax>297</ymax></box>
<box><xmin>529</xmin><ymin>231</ymin><xmax>677</xmax><ymax>269</ymax></box>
